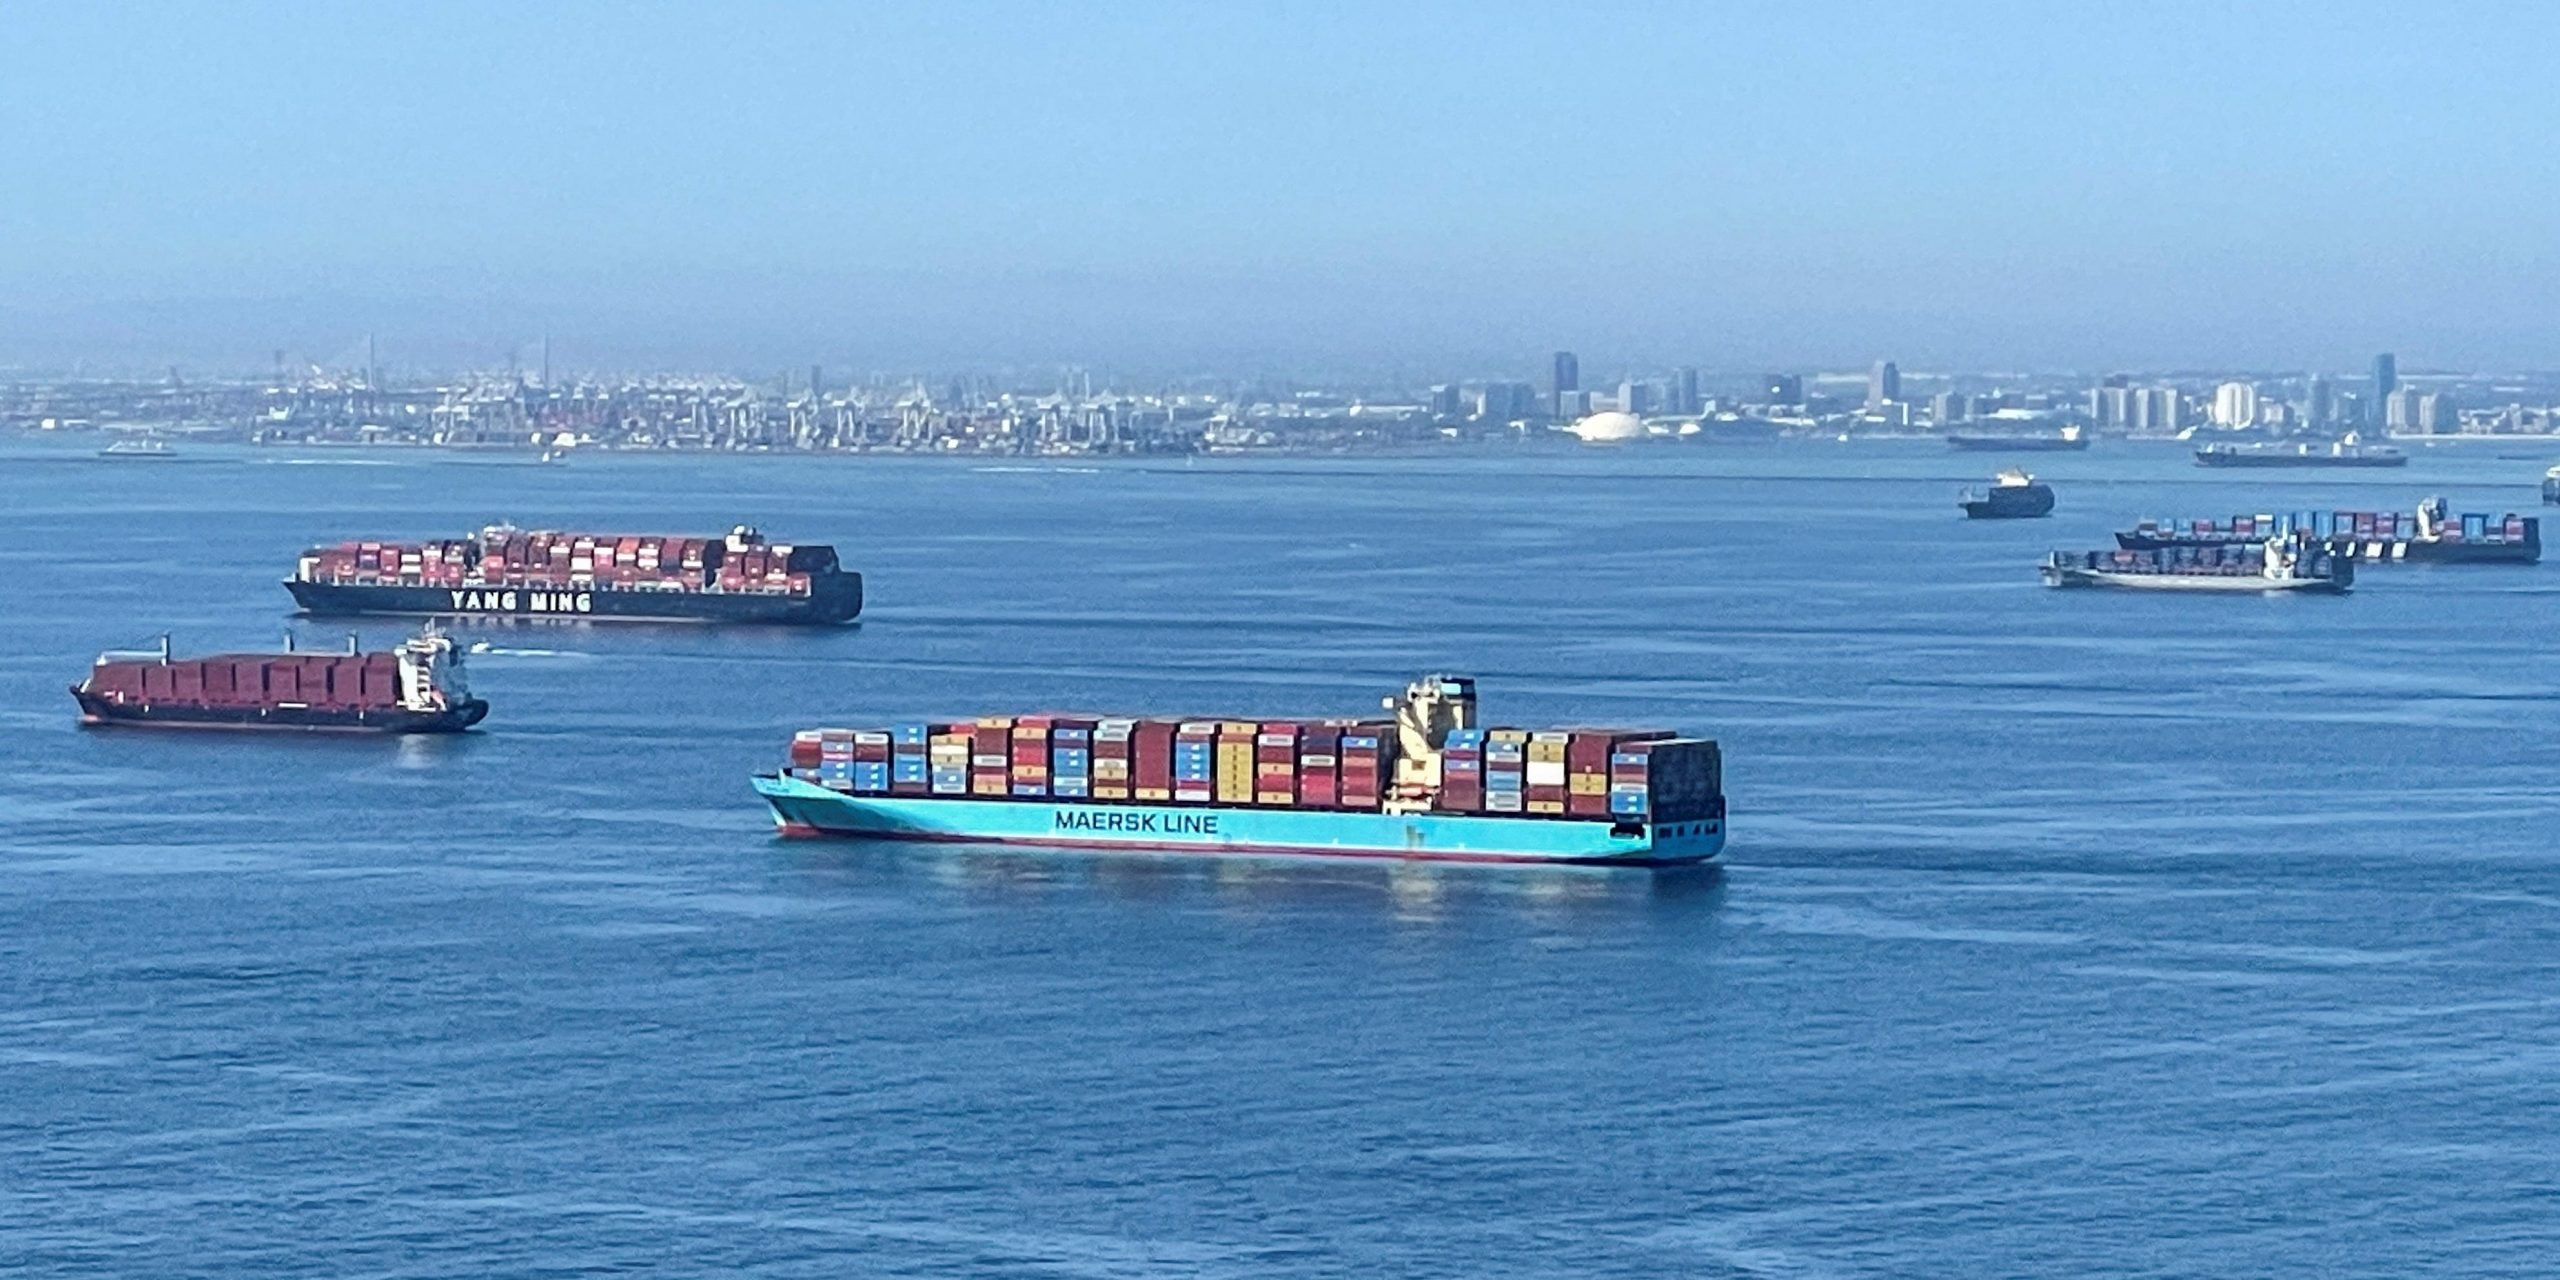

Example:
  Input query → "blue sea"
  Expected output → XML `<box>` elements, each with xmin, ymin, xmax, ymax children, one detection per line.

<box><xmin>5</xmin><ymin>437</ymin><xmax>2558</xmax><ymax>1277</ymax></box>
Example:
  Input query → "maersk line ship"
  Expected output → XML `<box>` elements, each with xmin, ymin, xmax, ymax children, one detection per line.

<box><xmin>752</xmin><ymin>676</ymin><xmax>1725</xmax><ymax>867</ymax></box>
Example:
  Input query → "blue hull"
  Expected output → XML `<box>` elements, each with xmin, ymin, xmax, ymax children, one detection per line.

<box><xmin>751</xmin><ymin>775</ymin><xmax>1723</xmax><ymax>867</ymax></box>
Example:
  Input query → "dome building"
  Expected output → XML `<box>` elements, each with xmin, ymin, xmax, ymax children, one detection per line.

<box><xmin>1569</xmin><ymin>410</ymin><xmax>1647</xmax><ymax>444</ymax></box>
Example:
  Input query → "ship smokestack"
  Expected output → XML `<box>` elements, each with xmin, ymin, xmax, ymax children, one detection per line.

<box><xmin>159</xmin><ymin>634</ymin><xmax>171</xmax><ymax>665</ymax></box>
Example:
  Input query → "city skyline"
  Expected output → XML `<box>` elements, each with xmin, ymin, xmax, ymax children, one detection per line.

<box><xmin>6</xmin><ymin>3</ymin><xmax>2559</xmax><ymax>371</ymax></box>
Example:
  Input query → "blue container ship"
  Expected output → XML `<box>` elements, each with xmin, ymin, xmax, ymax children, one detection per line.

<box><xmin>752</xmin><ymin>675</ymin><xmax>1725</xmax><ymax>867</ymax></box>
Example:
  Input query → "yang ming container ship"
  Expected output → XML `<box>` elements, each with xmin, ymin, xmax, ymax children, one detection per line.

<box><xmin>72</xmin><ymin>630</ymin><xmax>485</xmax><ymax>732</ymax></box>
<box><xmin>753</xmin><ymin>675</ymin><xmax>1726</xmax><ymax>866</ymax></box>
<box><xmin>287</xmin><ymin>524</ymin><xmax>861</xmax><ymax>624</ymax></box>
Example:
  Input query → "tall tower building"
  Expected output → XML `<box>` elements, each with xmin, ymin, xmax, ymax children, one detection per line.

<box><xmin>1676</xmin><ymin>367</ymin><xmax>1701</xmax><ymax>415</ymax></box>
<box><xmin>1552</xmin><ymin>351</ymin><xmax>1580</xmax><ymax>418</ymax></box>
<box><xmin>1867</xmin><ymin>360</ymin><xmax>1900</xmax><ymax>410</ymax></box>
<box><xmin>2306</xmin><ymin>374</ymin><xmax>2333</xmax><ymax>428</ymax></box>
<box><xmin>2212</xmin><ymin>381</ymin><xmax>2259</xmax><ymax>427</ymax></box>
<box><xmin>2371</xmin><ymin>353</ymin><xmax>2397</xmax><ymax>426</ymax></box>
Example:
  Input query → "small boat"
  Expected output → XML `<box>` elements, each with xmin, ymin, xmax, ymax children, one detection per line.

<box><xmin>98</xmin><ymin>438</ymin><xmax>177</xmax><ymax>459</ymax></box>
<box><xmin>1959</xmin><ymin>469</ymin><xmax>2055</xmax><ymax>519</ymax></box>
<box><xmin>2542</xmin><ymin>465</ymin><xmax>2559</xmax><ymax>506</ymax></box>
<box><xmin>1949</xmin><ymin>424</ymin><xmax>2087</xmax><ymax>452</ymax></box>
<box><xmin>2194</xmin><ymin>434</ymin><xmax>2405</xmax><ymax>468</ymax></box>
<box><xmin>2042</xmin><ymin>531</ymin><xmax>2352</xmax><ymax>593</ymax></box>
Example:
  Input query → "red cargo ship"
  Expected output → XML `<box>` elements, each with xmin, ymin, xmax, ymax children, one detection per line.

<box><xmin>71</xmin><ymin>630</ymin><xmax>486</xmax><ymax>733</ymax></box>
<box><xmin>286</xmin><ymin>523</ymin><xmax>861</xmax><ymax>624</ymax></box>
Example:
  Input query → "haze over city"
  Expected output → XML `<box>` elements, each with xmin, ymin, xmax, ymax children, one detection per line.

<box><xmin>5</xmin><ymin>1</ymin><xmax>2555</xmax><ymax>375</ymax></box>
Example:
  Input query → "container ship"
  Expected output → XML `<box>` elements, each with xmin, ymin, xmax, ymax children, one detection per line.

<box><xmin>2042</xmin><ymin>532</ymin><xmax>2352</xmax><ymax>593</ymax></box>
<box><xmin>1947</xmin><ymin>424</ymin><xmax>2088</xmax><ymax>452</ymax></box>
<box><xmin>71</xmin><ymin>630</ymin><xmax>485</xmax><ymax>732</ymax></box>
<box><xmin>286</xmin><ymin>524</ymin><xmax>861</xmax><ymax>624</ymax></box>
<box><xmin>2194</xmin><ymin>438</ymin><xmax>2406</xmax><ymax>468</ymax></box>
<box><xmin>2117</xmin><ymin>500</ymin><xmax>2538</xmax><ymax>565</ymax></box>
<box><xmin>752</xmin><ymin>676</ymin><xmax>1725</xmax><ymax>867</ymax></box>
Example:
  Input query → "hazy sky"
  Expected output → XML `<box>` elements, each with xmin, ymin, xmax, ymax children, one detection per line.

<box><xmin>1</xmin><ymin>1</ymin><xmax>2552</xmax><ymax>375</ymax></box>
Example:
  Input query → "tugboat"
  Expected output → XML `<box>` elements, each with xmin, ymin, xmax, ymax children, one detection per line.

<box><xmin>1959</xmin><ymin>469</ymin><xmax>2055</xmax><ymax>519</ymax></box>
<box><xmin>2194</xmin><ymin>434</ymin><xmax>2406</xmax><ymax>468</ymax></box>
<box><xmin>1948</xmin><ymin>423</ymin><xmax>2088</xmax><ymax>452</ymax></box>
<box><xmin>71</xmin><ymin>628</ymin><xmax>487</xmax><ymax>732</ymax></box>
<box><xmin>2042</xmin><ymin>530</ymin><xmax>2352</xmax><ymax>594</ymax></box>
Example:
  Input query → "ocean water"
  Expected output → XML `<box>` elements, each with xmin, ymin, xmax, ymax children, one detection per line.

<box><xmin>4</xmin><ymin>438</ymin><xmax>2558</xmax><ymax>1277</ymax></box>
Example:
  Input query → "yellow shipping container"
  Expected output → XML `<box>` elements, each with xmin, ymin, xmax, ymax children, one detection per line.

<box><xmin>1527</xmin><ymin>800</ymin><xmax>1567</xmax><ymax>814</ymax></box>
<box><xmin>1093</xmin><ymin>785</ymin><xmax>1130</xmax><ymax>800</ymax></box>
<box><xmin>1135</xmin><ymin>786</ymin><xmax>1172</xmax><ymax>801</ymax></box>
<box><xmin>1256</xmin><ymin>790</ymin><xmax>1295</xmax><ymax>805</ymax></box>
<box><xmin>1569</xmin><ymin>774</ymin><xmax>1608</xmax><ymax>795</ymax></box>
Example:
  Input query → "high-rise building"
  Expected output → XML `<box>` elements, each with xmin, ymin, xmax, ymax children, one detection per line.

<box><xmin>2386</xmin><ymin>386</ymin><xmax>2422</xmax><ymax>431</ymax></box>
<box><xmin>1551</xmin><ymin>351</ymin><xmax>1580</xmax><ymax>419</ymax></box>
<box><xmin>1618</xmin><ymin>379</ymin><xmax>1653</xmax><ymax>416</ymax></box>
<box><xmin>2132</xmin><ymin>386</ymin><xmax>2181</xmax><ymax>434</ymax></box>
<box><xmin>808</xmin><ymin>364</ymin><xmax>824</xmax><ymax>399</ymax></box>
<box><xmin>2417</xmin><ymin>392</ymin><xmax>2455</xmax><ymax>434</ymax></box>
<box><xmin>2371</xmin><ymin>353</ymin><xmax>2397</xmax><ymax>425</ymax></box>
<box><xmin>1867</xmin><ymin>360</ymin><xmax>1900</xmax><ymax>410</ymax></box>
<box><xmin>2212</xmin><ymin>381</ymin><xmax>2259</xmax><ymax>427</ymax></box>
<box><xmin>2305</xmin><ymin>374</ymin><xmax>2333</xmax><ymax>428</ymax></box>
<box><xmin>1676</xmin><ymin>367</ymin><xmax>1701</xmax><ymax>416</ymax></box>
<box><xmin>1428</xmin><ymin>384</ymin><xmax>1462</xmax><ymax>418</ymax></box>
<box><xmin>1931</xmin><ymin>390</ymin><xmax>1968</xmax><ymax>425</ymax></box>
<box><xmin>1763</xmin><ymin>373</ymin><xmax>1804</xmax><ymax>404</ymax></box>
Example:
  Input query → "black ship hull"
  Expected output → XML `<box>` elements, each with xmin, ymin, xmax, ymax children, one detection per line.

<box><xmin>2114</xmin><ymin>532</ymin><xmax>2537</xmax><ymax>564</ymax></box>
<box><xmin>1948</xmin><ymin>436</ymin><xmax>2088</xmax><ymax>451</ymax></box>
<box><xmin>72</xmin><ymin>690</ymin><xmax>488</xmax><ymax>733</ymax></box>
<box><xmin>1962</xmin><ymin>489</ymin><xmax>2055</xmax><ymax>519</ymax></box>
<box><xmin>284</xmin><ymin>575</ymin><xmax>863</xmax><ymax>624</ymax></box>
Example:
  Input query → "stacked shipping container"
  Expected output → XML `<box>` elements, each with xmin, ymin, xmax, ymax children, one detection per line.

<box><xmin>302</xmin><ymin>530</ymin><xmax>825</xmax><ymax>598</ymax></box>
<box><xmin>781</xmin><ymin>713</ymin><xmax>1720</xmax><ymax>824</ymax></box>
<box><xmin>79</xmin><ymin>653</ymin><xmax>405</xmax><ymax>710</ymax></box>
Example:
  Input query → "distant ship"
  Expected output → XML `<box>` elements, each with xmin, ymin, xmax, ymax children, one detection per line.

<box><xmin>2117</xmin><ymin>498</ymin><xmax>2538</xmax><ymax>565</ymax></box>
<box><xmin>98</xmin><ymin>438</ymin><xmax>176</xmax><ymax>459</ymax></box>
<box><xmin>2194</xmin><ymin>436</ymin><xmax>2406</xmax><ymax>468</ymax></box>
<box><xmin>1958</xmin><ymin>469</ymin><xmax>2055</xmax><ymax>519</ymax></box>
<box><xmin>1948</xmin><ymin>424</ymin><xmax>2087</xmax><ymax>452</ymax></box>
<box><xmin>2042</xmin><ymin>532</ymin><xmax>2352</xmax><ymax>594</ymax></box>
